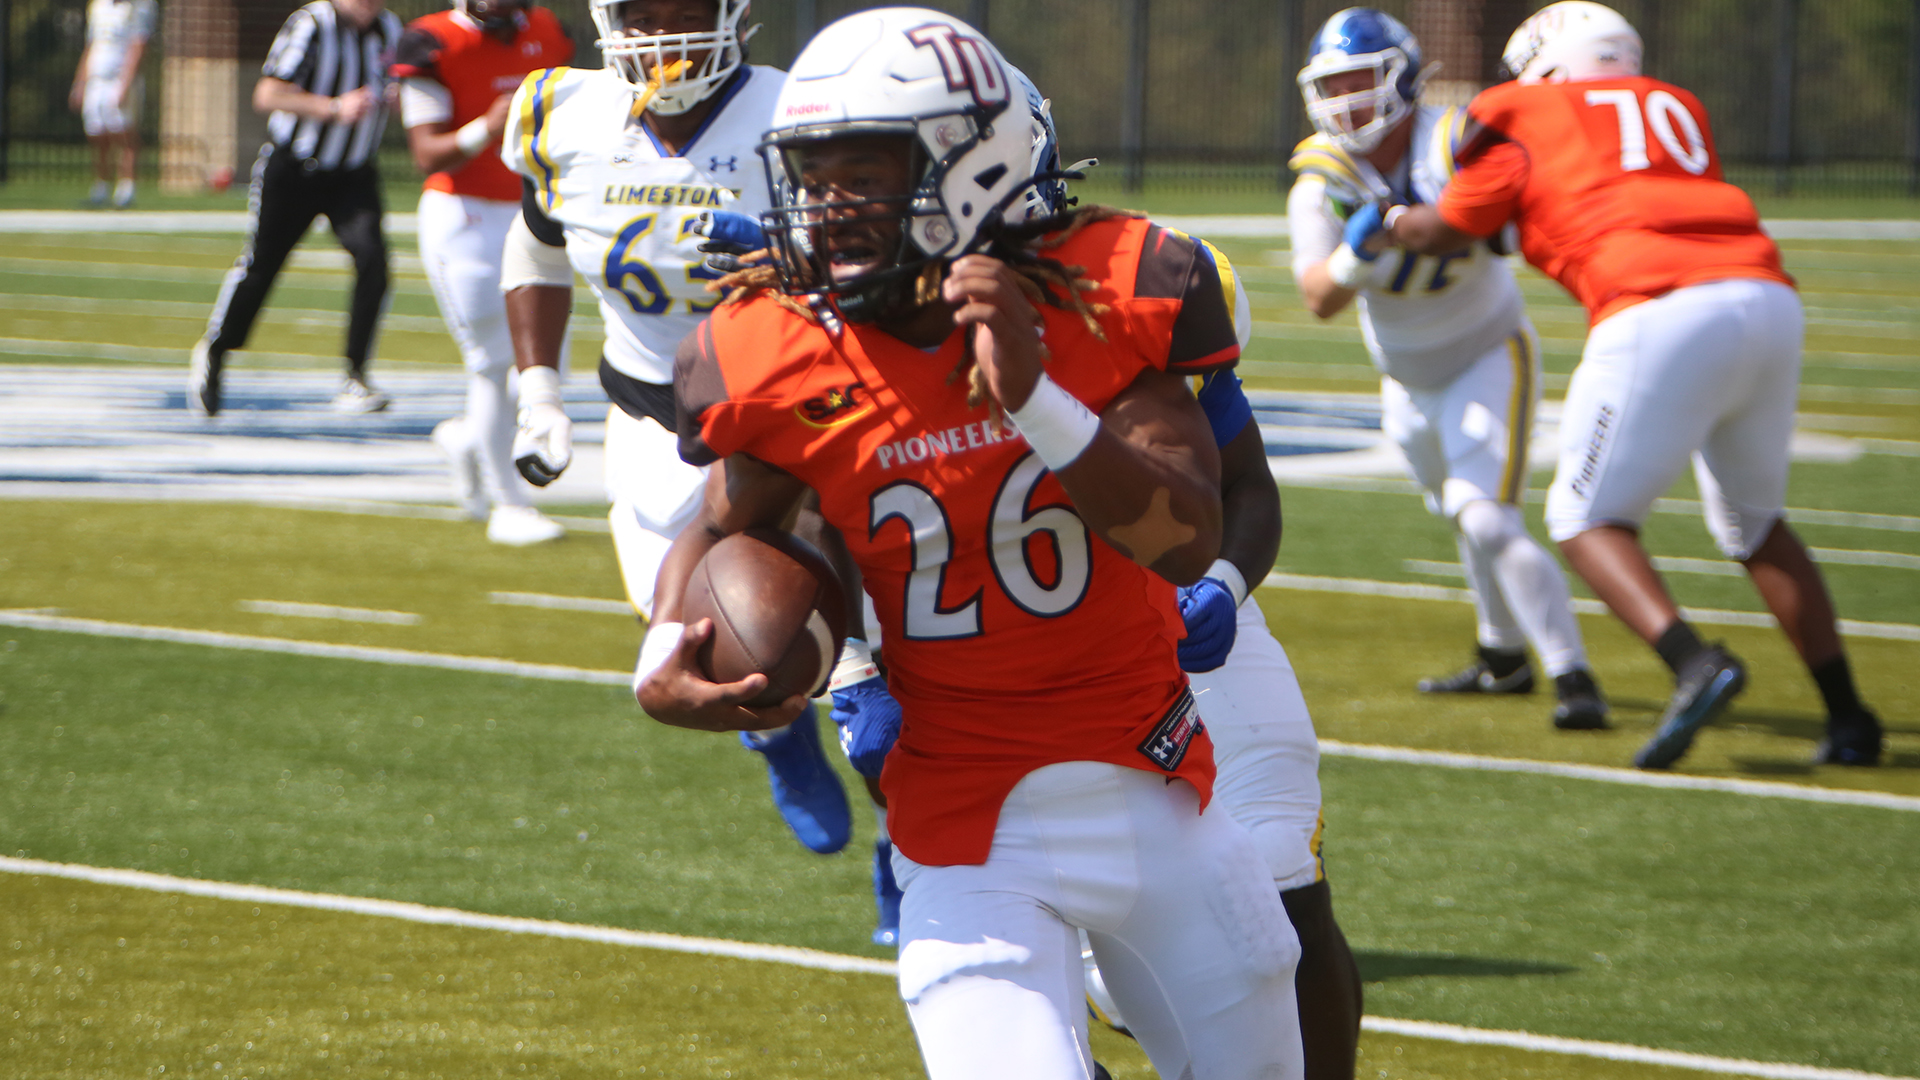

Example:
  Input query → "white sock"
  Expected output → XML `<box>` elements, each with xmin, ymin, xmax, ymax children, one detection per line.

<box><xmin>469</xmin><ymin>368</ymin><xmax>528</xmax><ymax>508</ymax></box>
<box><xmin>1456</xmin><ymin>531</ymin><xmax>1525</xmax><ymax>653</ymax></box>
<box><xmin>1458</xmin><ymin>500</ymin><xmax>1588</xmax><ymax>677</ymax></box>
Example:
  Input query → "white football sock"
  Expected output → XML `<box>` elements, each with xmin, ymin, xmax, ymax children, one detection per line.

<box><xmin>470</xmin><ymin>368</ymin><xmax>529</xmax><ymax>508</ymax></box>
<box><xmin>1457</xmin><ymin>500</ymin><xmax>1588</xmax><ymax>677</ymax></box>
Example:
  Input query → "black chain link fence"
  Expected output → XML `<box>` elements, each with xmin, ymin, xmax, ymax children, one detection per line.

<box><xmin>4</xmin><ymin>0</ymin><xmax>1918</xmax><ymax>196</ymax></box>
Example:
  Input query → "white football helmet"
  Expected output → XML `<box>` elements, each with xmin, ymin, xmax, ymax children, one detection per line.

<box><xmin>1502</xmin><ymin>1</ymin><xmax>1643</xmax><ymax>84</ymax></box>
<box><xmin>760</xmin><ymin>7</ymin><xmax>1031</xmax><ymax>320</ymax></box>
<box><xmin>591</xmin><ymin>0</ymin><xmax>758</xmax><ymax>115</ymax></box>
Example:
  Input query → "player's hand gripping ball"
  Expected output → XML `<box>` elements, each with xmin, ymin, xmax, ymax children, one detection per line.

<box><xmin>682</xmin><ymin>529</ymin><xmax>849</xmax><ymax>708</ymax></box>
<box><xmin>1175</xmin><ymin>576</ymin><xmax>1240</xmax><ymax>673</ymax></box>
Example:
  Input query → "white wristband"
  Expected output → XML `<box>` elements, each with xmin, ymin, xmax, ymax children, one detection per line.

<box><xmin>519</xmin><ymin>364</ymin><xmax>563</xmax><ymax>409</ymax></box>
<box><xmin>634</xmin><ymin>621</ymin><xmax>685</xmax><ymax>694</ymax></box>
<box><xmin>1008</xmin><ymin>373</ymin><xmax>1101</xmax><ymax>470</ymax></box>
<box><xmin>1324</xmin><ymin>244</ymin><xmax>1371</xmax><ymax>289</ymax></box>
<box><xmin>829</xmin><ymin>638</ymin><xmax>882</xmax><ymax>692</ymax></box>
<box><xmin>454</xmin><ymin>116</ymin><xmax>494</xmax><ymax>158</ymax></box>
<box><xmin>1205</xmin><ymin>558</ymin><xmax>1249</xmax><ymax>607</ymax></box>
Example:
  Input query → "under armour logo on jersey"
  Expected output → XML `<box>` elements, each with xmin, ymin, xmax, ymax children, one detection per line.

<box><xmin>906</xmin><ymin>23</ymin><xmax>1009</xmax><ymax>108</ymax></box>
<box><xmin>706</xmin><ymin>155</ymin><xmax>738</xmax><ymax>173</ymax></box>
<box><xmin>522</xmin><ymin>41</ymin><xmax>542</xmax><ymax>56</ymax></box>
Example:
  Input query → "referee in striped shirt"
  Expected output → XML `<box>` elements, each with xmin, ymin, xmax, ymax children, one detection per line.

<box><xmin>191</xmin><ymin>0</ymin><xmax>404</xmax><ymax>416</ymax></box>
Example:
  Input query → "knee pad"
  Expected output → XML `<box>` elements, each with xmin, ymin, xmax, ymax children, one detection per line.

<box><xmin>1456</xmin><ymin>499</ymin><xmax>1527</xmax><ymax>558</ymax></box>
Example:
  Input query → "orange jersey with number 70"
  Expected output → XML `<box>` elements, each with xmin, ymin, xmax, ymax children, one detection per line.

<box><xmin>1437</xmin><ymin>77</ymin><xmax>1792</xmax><ymax>325</ymax></box>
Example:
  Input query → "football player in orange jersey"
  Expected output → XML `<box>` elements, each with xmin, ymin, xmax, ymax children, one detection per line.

<box><xmin>1372</xmin><ymin>1</ymin><xmax>1884</xmax><ymax>769</ymax></box>
<box><xmin>636</xmin><ymin>10</ymin><xmax>1305</xmax><ymax>1079</ymax></box>
<box><xmin>392</xmin><ymin>0</ymin><xmax>575</xmax><ymax>545</ymax></box>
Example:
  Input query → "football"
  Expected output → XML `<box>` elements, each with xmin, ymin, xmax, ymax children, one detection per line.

<box><xmin>681</xmin><ymin>528</ymin><xmax>849</xmax><ymax>708</ymax></box>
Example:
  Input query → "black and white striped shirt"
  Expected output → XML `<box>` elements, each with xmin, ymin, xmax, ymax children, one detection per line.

<box><xmin>262</xmin><ymin>1</ymin><xmax>403</xmax><ymax>171</ymax></box>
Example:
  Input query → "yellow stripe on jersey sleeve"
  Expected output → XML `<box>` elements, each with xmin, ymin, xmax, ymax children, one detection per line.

<box><xmin>517</xmin><ymin>68</ymin><xmax>565</xmax><ymax>213</ymax></box>
<box><xmin>1288</xmin><ymin>134</ymin><xmax>1367</xmax><ymax>194</ymax></box>
<box><xmin>1197</xmin><ymin>238</ymin><xmax>1238</xmax><ymax>319</ymax></box>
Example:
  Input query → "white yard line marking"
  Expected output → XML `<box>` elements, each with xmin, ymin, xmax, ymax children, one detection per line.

<box><xmin>490</xmin><ymin>591</ymin><xmax>635</xmax><ymax>616</ymax></box>
<box><xmin>1319</xmin><ymin>741</ymin><xmax>1920</xmax><ymax>813</ymax></box>
<box><xmin>1652</xmin><ymin>556</ymin><xmax>1748</xmax><ymax>577</ymax></box>
<box><xmin>1359</xmin><ymin>1017</ymin><xmax>1916</xmax><ymax>1080</ymax></box>
<box><xmin>3</xmin><ymin>610</ymin><xmax>1912</xmax><ymax>812</ymax></box>
<box><xmin>0</xmin><ymin>856</ymin><xmax>895</xmax><ymax>975</ymax></box>
<box><xmin>0</xmin><ymin>854</ymin><xmax>1908</xmax><ymax>1080</ymax></box>
<box><xmin>238</xmin><ymin>600</ymin><xmax>422</xmax><ymax>625</ymax></box>
<box><xmin>1812</xmin><ymin>546</ymin><xmax>1920</xmax><ymax>570</ymax></box>
<box><xmin>1260</xmin><ymin>572</ymin><xmax>1920</xmax><ymax>642</ymax></box>
<box><xmin>0</xmin><ymin>611</ymin><xmax>628</xmax><ymax>686</ymax></box>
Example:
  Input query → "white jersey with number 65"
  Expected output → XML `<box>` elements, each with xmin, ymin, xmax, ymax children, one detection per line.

<box><xmin>501</xmin><ymin>64</ymin><xmax>783</xmax><ymax>384</ymax></box>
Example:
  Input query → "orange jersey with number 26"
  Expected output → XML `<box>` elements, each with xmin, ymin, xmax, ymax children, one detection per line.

<box><xmin>676</xmin><ymin>217</ymin><xmax>1241</xmax><ymax>866</ymax></box>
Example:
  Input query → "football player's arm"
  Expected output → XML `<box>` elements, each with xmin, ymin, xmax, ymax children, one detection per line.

<box><xmin>793</xmin><ymin>504</ymin><xmax>895</xmax><ymax>804</ymax></box>
<box><xmin>1389</xmin><ymin>136</ymin><xmax>1527</xmax><ymax>255</ymax></box>
<box><xmin>945</xmin><ymin>254</ymin><xmax>1221</xmax><ymax>584</ymax></box>
<box><xmin>69</xmin><ymin>42</ymin><xmax>92</xmax><ymax>112</ymax></box>
<box><xmin>637</xmin><ymin>455</ymin><xmax>815</xmax><ymax>733</ymax></box>
<box><xmin>1290</xmin><ymin>176</ymin><xmax>1363</xmax><ymax>319</ymax></box>
<box><xmin>503</xmin><ymin>180</ymin><xmax>575</xmax><ymax>484</ymax></box>
<box><xmin>1176</xmin><ymin>380</ymin><xmax>1278</xmax><ymax>673</ymax></box>
<box><xmin>1218</xmin><ymin>418</ymin><xmax>1280</xmax><ymax>586</ymax></box>
<box><xmin>117</xmin><ymin>26</ymin><xmax>151</xmax><ymax>107</ymax></box>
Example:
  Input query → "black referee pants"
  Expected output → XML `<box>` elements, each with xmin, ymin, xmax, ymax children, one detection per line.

<box><xmin>205</xmin><ymin>144</ymin><xmax>389</xmax><ymax>376</ymax></box>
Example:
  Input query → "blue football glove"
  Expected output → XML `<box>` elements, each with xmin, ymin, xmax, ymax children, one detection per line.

<box><xmin>1341</xmin><ymin>202</ymin><xmax>1390</xmax><ymax>261</ymax></box>
<box><xmin>1176</xmin><ymin>577</ymin><xmax>1240</xmax><ymax>673</ymax></box>
<box><xmin>692</xmin><ymin>210</ymin><xmax>766</xmax><ymax>252</ymax></box>
<box><xmin>830</xmin><ymin>676</ymin><xmax>902</xmax><ymax>779</ymax></box>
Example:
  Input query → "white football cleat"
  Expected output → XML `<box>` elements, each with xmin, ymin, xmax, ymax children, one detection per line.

<box><xmin>431</xmin><ymin>417</ymin><xmax>488</xmax><ymax>521</ymax></box>
<box><xmin>486</xmin><ymin>505</ymin><xmax>565</xmax><ymax>547</ymax></box>
<box><xmin>332</xmin><ymin>376</ymin><xmax>391</xmax><ymax>414</ymax></box>
<box><xmin>188</xmin><ymin>338</ymin><xmax>224</xmax><ymax>417</ymax></box>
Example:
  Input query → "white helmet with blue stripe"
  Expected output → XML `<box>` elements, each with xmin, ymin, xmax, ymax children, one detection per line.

<box><xmin>1297</xmin><ymin>7</ymin><xmax>1433</xmax><ymax>156</ymax></box>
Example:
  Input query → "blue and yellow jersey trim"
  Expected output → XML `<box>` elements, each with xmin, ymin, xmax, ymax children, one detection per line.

<box><xmin>1189</xmin><ymin>369</ymin><xmax>1254</xmax><ymax>449</ymax></box>
<box><xmin>517</xmin><ymin>67</ymin><xmax>567</xmax><ymax>213</ymax></box>
<box><xmin>1289</xmin><ymin>133</ymin><xmax>1370</xmax><ymax>208</ymax></box>
<box><xmin>1499</xmin><ymin>327</ymin><xmax>1538</xmax><ymax>505</ymax></box>
<box><xmin>1438</xmin><ymin>105</ymin><xmax>1470</xmax><ymax>181</ymax></box>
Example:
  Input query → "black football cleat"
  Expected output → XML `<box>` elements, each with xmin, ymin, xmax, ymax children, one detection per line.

<box><xmin>1814</xmin><ymin>706</ymin><xmax>1884</xmax><ymax>766</ymax></box>
<box><xmin>1634</xmin><ymin>646</ymin><xmax>1746</xmax><ymax>770</ymax></box>
<box><xmin>1551</xmin><ymin>669</ymin><xmax>1610</xmax><ymax>730</ymax></box>
<box><xmin>1419</xmin><ymin>647</ymin><xmax>1534</xmax><ymax>695</ymax></box>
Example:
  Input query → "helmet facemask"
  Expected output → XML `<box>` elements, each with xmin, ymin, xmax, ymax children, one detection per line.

<box><xmin>760</xmin><ymin>105</ymin><xmax>1016</xmax><ymax>323</ymax></box>
<box><xmin>592</xmin><ymin>0</ymin><xmax>757</xmax><ymax>115</ymax></box>
<box><xmin>1299</xmin><ymin>48</ymin><xmax>1417</xmax><ymax>156</ymax></box>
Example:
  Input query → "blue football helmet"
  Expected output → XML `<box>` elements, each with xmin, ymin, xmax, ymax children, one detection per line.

<box><xmin>1298</xmin><ymin>8</ymin><xmax>1431</xmax><ymax>155</ymax></box>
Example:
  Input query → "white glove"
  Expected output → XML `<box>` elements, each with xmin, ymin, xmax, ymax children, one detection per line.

<box><xmin>513</xmin><ymin>366</ymin><xmax>572</xmax><ymax>486</ymax></box>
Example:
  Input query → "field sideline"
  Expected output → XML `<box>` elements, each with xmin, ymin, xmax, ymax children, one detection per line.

<box><xmin>2</xmin><ymin>209</ymin><xmax>1915</xmax><ymax>1079</ymax></box>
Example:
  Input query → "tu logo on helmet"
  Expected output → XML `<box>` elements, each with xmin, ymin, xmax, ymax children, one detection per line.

<box><xmin>906</xmin><ymin>23</ymin><xmax>1009</xmax><ymax>108</ymax></box>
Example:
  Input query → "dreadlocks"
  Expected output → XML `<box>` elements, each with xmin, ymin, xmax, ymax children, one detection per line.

<box><xmin>947</xmin><ymin>204</ymin><xmax>1146</xmax><ymax>409</ymax></box>
<box><xmin>706</xmin><ymin>203</ymin><xmax>1150</xmax><ymax>412</ymax></box>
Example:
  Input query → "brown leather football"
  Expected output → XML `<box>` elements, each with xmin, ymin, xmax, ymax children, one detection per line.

<box><xmin>681</xmin><ymin>528</ymin><xmax>849</xmax><ymax>708</ymax></box>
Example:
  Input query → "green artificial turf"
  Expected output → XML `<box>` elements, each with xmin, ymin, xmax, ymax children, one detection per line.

<box><xmin>2</xmin><ymin>628</ymin><xmax>1915</xmax><ymax>1076</ymax></box>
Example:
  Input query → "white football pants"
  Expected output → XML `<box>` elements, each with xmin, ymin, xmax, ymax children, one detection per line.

<box><xmin>1187</xmin><ymin>598</ymin><xmax>1325</xmax><ymax>892</ymax></box>
<box><xmin>1382</xmin><ymin>326</ymin><xmax>1588</xmax><ymax>674</ymax></box>
<box><xmin>894</xmin><ymin>762</ymin><xmax>1304</xmax><ymax>1080</ymax></box>
<box><xmin>605</xmin><ymin>404</ymin><xmax>708</xmax><ymax>619</ymax></box>
<box><xmin>418</xmin><ymin>189</ymin><xmax>534</xmax><ymax>510</ymax></box>
<box><xmin>1548</xmin><ymin>278</ymin><xmax>1801</xmax><ymax>559</ymax></box>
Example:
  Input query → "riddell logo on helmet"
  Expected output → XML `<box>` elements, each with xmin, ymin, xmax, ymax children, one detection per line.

<box><xmin>785</xmin><ymin>102</ymin><xmax>831</xmax><ymax>117</ymax></box>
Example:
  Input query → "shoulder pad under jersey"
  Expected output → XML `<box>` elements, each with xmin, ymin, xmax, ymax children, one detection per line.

<box><xmin>1290</xmin><ymin>134</ymin><xmax>1389</xmax><ymax>208</ymax></box>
